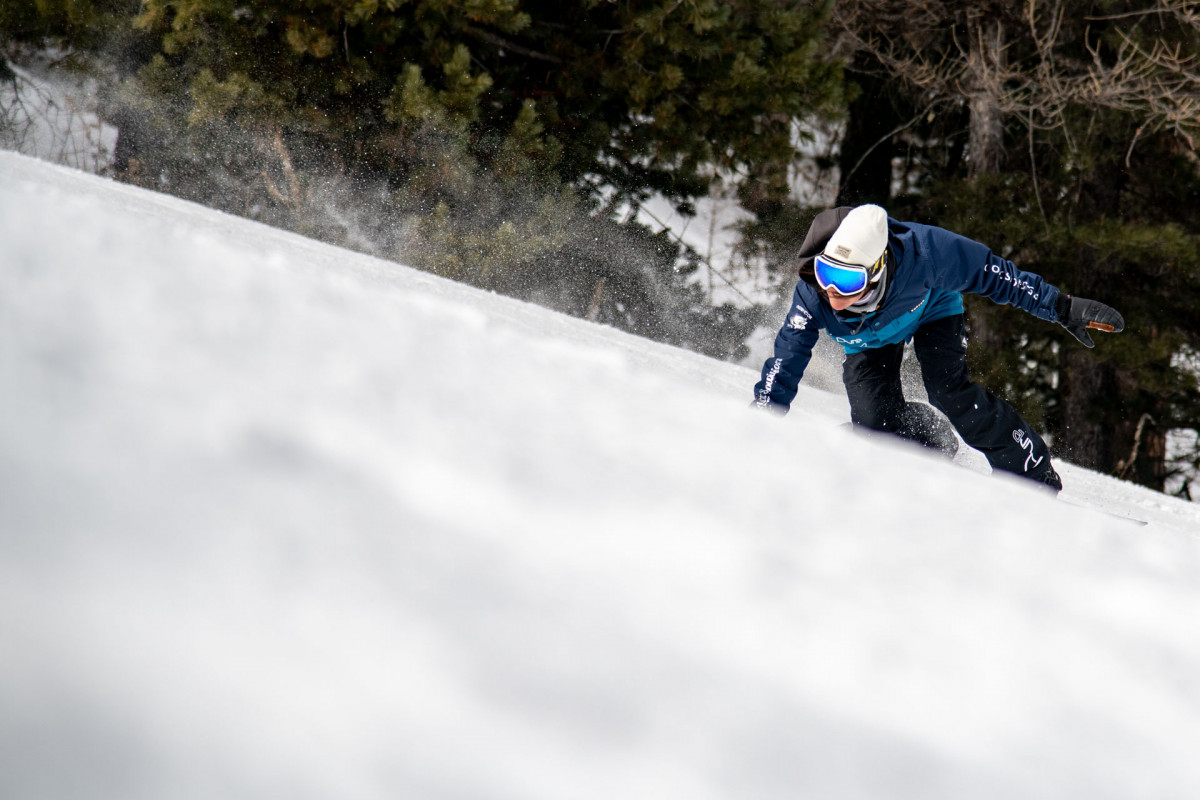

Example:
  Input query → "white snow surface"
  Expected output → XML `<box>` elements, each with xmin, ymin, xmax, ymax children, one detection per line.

<box><xmin>3</xmin><ymin>150</ymin><xmax>1200</xmax><ymax>799</ymax></box>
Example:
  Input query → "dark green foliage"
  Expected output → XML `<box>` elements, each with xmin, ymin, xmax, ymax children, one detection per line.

<box><xmin>120</xmin><ymin>0</ymin><xmax>843</xmax><ymax>202</ymax></box>
<box><xmin>3</xmin><ymin>0</ymin><xmax>839</xmax><ymax>361</ymax></box>
<box><xmin>1</xmin><ymin>0</ymin><xmax>147</xmax><ymax>63</ymax></box>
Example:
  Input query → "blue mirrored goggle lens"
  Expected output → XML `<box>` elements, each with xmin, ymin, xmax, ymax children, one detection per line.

<box><xmin>814</xmin><ymin>256</ymin><xmax>870</xmax><ymax>296</ymax></box>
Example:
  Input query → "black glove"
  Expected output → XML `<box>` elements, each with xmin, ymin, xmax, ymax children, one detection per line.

<box><xmin>1055</xmin><ymin>294</ymin><xmax>1124</xmax><ymax>348</ymax></box>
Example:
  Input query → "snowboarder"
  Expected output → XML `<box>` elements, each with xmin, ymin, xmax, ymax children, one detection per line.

<box><xmin>752</xmin><ymin>204</ymin><xmax>1125</xmax><ymax>492</ymax></box>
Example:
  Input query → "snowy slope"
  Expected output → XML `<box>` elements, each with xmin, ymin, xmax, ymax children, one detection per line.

<box><xmin>2</xmin><ymin>150</ymin><xmax>1200</xmax><ymax>800</ymax></box>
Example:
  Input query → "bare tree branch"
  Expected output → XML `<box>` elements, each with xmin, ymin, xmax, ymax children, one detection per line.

<box><xmin>831</xmin><ymin>0</ymin><xmax>1200</xmax><ymax>156</ymax></box>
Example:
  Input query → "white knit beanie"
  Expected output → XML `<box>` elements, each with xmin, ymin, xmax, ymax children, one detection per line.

<box><xmin>823</xmin><ymin>204</ymin><xmax>889</xmax><ymax>270</ymax></box>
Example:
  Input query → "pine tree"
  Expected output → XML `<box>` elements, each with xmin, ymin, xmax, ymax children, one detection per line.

<box><xmin>9</xmin><ymin>0</ymin><xmax>838</xmax><ymax>359</ymax></box>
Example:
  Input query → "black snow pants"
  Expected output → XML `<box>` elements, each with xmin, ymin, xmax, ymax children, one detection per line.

<box><xmin>842</xmin><ymin>314</ymin><xmax>1053</xmax><ymax>480</ymax></box>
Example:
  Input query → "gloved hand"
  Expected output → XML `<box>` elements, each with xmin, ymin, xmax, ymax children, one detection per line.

<box><xmin>1055</xmin><ymin>294</ymin><xmax>1125</xmax><ymax>348</ymax></box>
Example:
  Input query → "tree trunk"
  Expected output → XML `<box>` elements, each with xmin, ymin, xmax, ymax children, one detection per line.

<box><xmin>1115</xmin><ymin>413</ymin><xmax>1167</xmax><ymax>491</ymax></box>
<box><xmin>966</xmin><ymin>17</ymin><xmax>1006</xmax><ymax>176</ymax></box>
<box><xmin>836</xmin><ymin>60</ymin><xmax>901</xmax><ymax>206</ymax></box>
<box><xmin>1054</xmin><ymin>159</ymin><xmax>1172</xmax><ymax>488</ymax></box>
<box><xmin>1057</xmin><ymin>239</ymin><xmax>1168</xmax><ymax>489</ymax></box>
<box><xmin>1057</xmin><ymin>348</ymin><xmax>1117</xmax><ymax>470</ymax></box>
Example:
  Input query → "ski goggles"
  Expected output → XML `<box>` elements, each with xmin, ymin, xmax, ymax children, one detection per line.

<box><xmin>814</xmin><ymin>252</ymin><xmax>884</xmax><ymax>296</ymax></box>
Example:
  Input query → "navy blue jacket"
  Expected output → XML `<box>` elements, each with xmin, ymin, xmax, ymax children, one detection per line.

<box><xmin>753</xmin><ymin>218</ymin><xmax>1062</xmax><ymax>411</ymax></box>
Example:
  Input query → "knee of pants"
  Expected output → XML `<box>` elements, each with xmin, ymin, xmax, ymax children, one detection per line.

<box><xmin>920</xmin><ymin>357</ymin><xmax>974</xmax><ymax>411</ymax></box>
<box><xmin>849</xmin><ymin>395</ymin><xmax>907</xmax><ymax>431</ymax></box>
<box><xmin>925</xmin><ymin>381</ymin><xmax>984</xmax><ymax>421</ymax></box>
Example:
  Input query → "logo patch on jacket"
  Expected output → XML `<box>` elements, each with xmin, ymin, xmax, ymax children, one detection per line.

<box><xmin>787</xmin><ymin>304</ymin><xmax>812</xmax><ymax>331</ymax></box>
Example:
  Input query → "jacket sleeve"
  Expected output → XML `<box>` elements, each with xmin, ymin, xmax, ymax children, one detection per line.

<box><xmin>752</xmin><ymin>286</ymin><xmax>820</xmax><ymax>413</ymax></box>
<box><xmin>929</xmin><ymin>227</ymin><xmax>1062</xmax><ymax>321</ymax></box>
